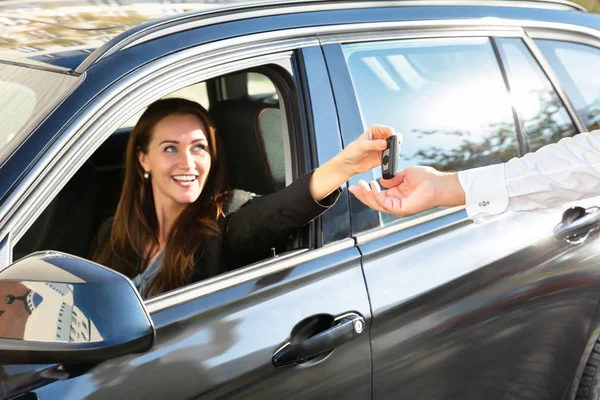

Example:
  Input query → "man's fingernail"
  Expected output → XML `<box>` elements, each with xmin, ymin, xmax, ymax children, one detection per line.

<box><xmin>379</xmin><ymin>140</ymin><xmax>387</xmax><ymax>147</ymax></box>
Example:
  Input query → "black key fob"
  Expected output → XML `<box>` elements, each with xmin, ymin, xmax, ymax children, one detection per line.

<box><xmin>381</xmin><ymin>135</ymin><xmax>400</xmax><ymax>180</ymax></box>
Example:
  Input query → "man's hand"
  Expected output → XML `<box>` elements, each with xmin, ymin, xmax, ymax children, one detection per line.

<box><xmin>348</xmin><ymin>166</ymin><xmax>466</xmax><ymax>217</ymax></box>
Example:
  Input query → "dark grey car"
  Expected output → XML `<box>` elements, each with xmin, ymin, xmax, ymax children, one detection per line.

<box><xmin>1</xmin><ymin>0</ymin><xmax>600</xmax><ymax>399</ymax></box>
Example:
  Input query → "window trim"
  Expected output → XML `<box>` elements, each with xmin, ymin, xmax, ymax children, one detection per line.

<box><xmin>490</xmin><ymin>36</ymin><xmax>530</xmax><ymax>155</ymax></box>
<box><xmin>145</xmin><ymin>238</ymin><xmax>354</xmax><ymax>314</ymax></box>
<box><xmin>0</xmin><ymin>36</ymin><xmax>321</xmax><ymax>270</ymax></box>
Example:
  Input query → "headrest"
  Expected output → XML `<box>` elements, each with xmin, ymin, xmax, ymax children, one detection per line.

<box><xmin>211</xmin><ymin>100</ymin><xmax>284</xmax><ymax>194</ymax></box>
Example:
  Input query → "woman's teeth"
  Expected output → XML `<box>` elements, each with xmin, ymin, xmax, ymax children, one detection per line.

<box><xmin>173</xmin><ymin>175</ymin><xmax>197</xmax><ymax>182</ymax></box>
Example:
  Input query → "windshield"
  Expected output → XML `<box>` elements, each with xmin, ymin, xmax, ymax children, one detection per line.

<box><xmin>0</xmin><ymin>63</ymin><xmax>80</xmax><ymax>165</ymax></box>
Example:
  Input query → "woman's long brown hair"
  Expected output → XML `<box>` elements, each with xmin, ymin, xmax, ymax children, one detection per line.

<box><xmin>93</xmin><ymin>98</ymin><xmax>225</xmax><ymax>296</ymax></box>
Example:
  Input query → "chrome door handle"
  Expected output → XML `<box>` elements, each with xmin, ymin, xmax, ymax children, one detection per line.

<box><xmin>272</xmin><ymin>312</ymin><xmax>365</xmax><ymax>367</ymax></box>
<box><xmin>554</xmin><ymin>206</ymin><xmax>600</xmax><ymax>243</ymax></box>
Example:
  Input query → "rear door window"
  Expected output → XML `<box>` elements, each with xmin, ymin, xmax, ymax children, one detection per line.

<box><xmin>535</xmin><ymin>39</ymin><xmax>600</xmax><ymax>131</ymax></box>
<box><xmin>495</xmin><ymin>37</ymin><xmax>577</xmax><ymax>151</ymax></box>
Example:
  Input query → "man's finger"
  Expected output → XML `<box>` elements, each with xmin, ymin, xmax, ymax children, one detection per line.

<box><xmin>349</xmin><ymin>185</ymin><xmax>386</xmax><ymax>213</ymax></box>
<box><xmin>369</xmin><ymin>180</ymin><xmax>381</xmax><ymax>193</ymax></box>
<box><xmin>380</xmin><ymin>170</ymin><xmax>406</xmax><ymax>188</ymax></box>
<box><xmin>396</xmin><ymin>131</ymin><xmax>403</xmax><ymax>145</ymax></box>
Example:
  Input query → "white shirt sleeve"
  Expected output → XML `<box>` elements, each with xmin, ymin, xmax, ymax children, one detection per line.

<box><xmin>458</xmin><ymin>130</ymin><xmax>600</xmax><ymax>222</ymax></box>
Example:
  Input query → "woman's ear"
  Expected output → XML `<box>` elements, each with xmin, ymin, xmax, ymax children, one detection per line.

<box><xmin>138</xmin><ymin>150</ymin><xmax>149</xmax><ymax>174</ymax></box>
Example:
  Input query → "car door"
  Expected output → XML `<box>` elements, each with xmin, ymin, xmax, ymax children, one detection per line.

<box><xmin>323</xmin><ymin>25</ymin><xmax>600</xmax><ymax>399</ymax></box>
<box><xmin>0</xmin><ymin>40</ymin><xmax>372</xmax><ymax>399</ymax></box>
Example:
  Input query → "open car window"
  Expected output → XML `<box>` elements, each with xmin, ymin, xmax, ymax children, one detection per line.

<box><xmin>12</xmin><ymin>68</ymin><xmax>299</xmax><ymax>298</ymax></box>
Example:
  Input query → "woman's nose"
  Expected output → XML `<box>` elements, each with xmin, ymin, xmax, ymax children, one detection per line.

<box><xmin>179</xmin><ymin>151</ymin><xmax>195</xmax><ymax>168</ymax></box>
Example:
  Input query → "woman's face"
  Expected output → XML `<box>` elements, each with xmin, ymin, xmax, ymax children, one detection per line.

<box><xmin>138</xmin><ymin>113</ymin><xmax>212</xmax><ymax>213</ymax></box>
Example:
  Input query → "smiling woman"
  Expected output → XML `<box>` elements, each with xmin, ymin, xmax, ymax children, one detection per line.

<box><xmin>90</xmin><ymin>97</ymin><xmax>394</xmax><ymax>298</ymax></box>
<box><xmin>91</xmin><ymin>98</ymin><xmax>227</xmax><ymax>297</ymax></box>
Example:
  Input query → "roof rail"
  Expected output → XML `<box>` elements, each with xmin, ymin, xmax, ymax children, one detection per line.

<box><xmin>75</xmin><ymin>0</ymin><xmax>587</xmax><ymax>74</ymax></box>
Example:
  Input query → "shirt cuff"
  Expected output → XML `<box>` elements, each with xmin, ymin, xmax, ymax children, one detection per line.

<box><xmin>458</xmin><ymin>164</ymin><xmax>509</xmax><ymax>222</ymax></box>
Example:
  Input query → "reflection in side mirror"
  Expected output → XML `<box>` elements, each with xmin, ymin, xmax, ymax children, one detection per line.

<box><xmin>0</xmin><ymin>251</ymin><xmax>154</xmax><ymax>364</ymax></box>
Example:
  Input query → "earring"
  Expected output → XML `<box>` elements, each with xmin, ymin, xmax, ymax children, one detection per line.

<box><xmin>143</xmin><ymin>171</ymin><xmax>150</xmax><ymax>179</ymax></box>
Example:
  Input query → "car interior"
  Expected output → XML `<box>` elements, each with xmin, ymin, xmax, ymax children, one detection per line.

<box><xmin>12</xmin><ymin>68</ymin><xmax>299</xmax><ymax>270</ymax></box>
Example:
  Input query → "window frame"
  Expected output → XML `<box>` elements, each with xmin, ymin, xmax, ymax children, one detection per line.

<box><xmin>319</xmin><ymin>23</ymin><xmax>596</xmax><ymax>244</ymax></box>
<box><xmin>0</xmin><ymin>33</ymin><xmax>353</xmax><ymax>313</ymax></box>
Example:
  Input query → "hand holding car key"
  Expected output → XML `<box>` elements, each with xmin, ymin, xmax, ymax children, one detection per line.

<box><xmin>381</xmin><ymin>134</ymin><xmax>401</xmax><ymax>180</ymax></box>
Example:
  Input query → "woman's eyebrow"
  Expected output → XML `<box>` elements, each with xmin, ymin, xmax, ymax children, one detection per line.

<box><xmin>158</xmin><ymin>138</ymin><xmax>207</xmax><ymax>145</ymax></box>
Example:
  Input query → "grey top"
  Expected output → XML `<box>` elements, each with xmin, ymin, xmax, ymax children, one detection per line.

<box><xmin>132</xmin><ymin>249</ymin><xmax>164</xmax><ymax>298</ymax></box>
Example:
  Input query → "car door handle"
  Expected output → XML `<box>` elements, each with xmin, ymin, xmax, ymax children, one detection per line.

<box><xmin>554</xmin><ymin>206</ymin><xmax>600</xmax><ymax>243</ymax></box>
<box><xmin>272</xmin><ymin>312</ymin><xmax>365</xmax><ymax>367</ymax></box>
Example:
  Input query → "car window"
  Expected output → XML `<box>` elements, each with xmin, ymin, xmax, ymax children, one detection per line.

<box><xmin>0</xmin><ymin>64</ymin><xmax>79</xmax><ymax>164</ymax></box>
<box><xmin>342</xmin><ymin>37</ymin><xmax>520</xmax><ymax>228</ymax></box>
<box><xmin>535</xmin><ymin>39</ymin><xmax>600</xmax><ymax>132</ymax></box>
<box><xmin>248</xmin><ymin>72</ymin><xmax>278</xmax><ymax>100</ymax></box>
<box><xmin>219</xmin><ymin>71</ymin><xmax>279</xmax><ymax>104</ymax></box>
<box><xmin>13</xmin><ymin>69</ymin><xmax>295</xmax><ymax>294</ymax></box>
<box><xmin>495</xmin><ymin>37</ymin><xmax>577</xmax><ymax>152</ymax></box>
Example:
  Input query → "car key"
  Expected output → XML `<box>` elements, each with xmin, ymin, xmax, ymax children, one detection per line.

<box><xmin>381</xmin><ymin>135</ymin><xmax>400</xmax><ymax>180</ymax></box>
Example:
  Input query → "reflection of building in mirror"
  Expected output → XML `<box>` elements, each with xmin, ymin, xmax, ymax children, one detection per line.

<box><xmin>0</xmin><ymin>281</ymin><xmax>101</xmax><ymax>343</ymax></box>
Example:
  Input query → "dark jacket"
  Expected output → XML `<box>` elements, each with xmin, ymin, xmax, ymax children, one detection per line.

<box><xmin>92</xmin><ymin>171</ymin><xmax>340</xmax><ymax>288</ymax></box>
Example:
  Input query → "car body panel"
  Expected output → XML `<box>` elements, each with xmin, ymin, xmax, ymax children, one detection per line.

<box><xmin>10</xmin><ymin>245</ymin><xmax>372</xmax><ymax>399</ymax></box>
<box><xmin>360</xmin><ymin>208</ymin><xmax>600</xmax><ymax>399</ymax></box>
<box><xmin>1</xmin><ymin>1</ymin><xmax>600</xmax><ymax>399</ymax></box>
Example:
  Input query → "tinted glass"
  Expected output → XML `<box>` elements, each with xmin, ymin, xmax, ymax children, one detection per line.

<box><xmin>248</xmin><ymin>72</ymin><xmax>278</xmax><ymax>100</ymax></box>
<box><xmin>535</xmin><ymin>39</ymin><xmax>600</xmax><ymax>131</ymax></box>
<box><xmin>0</xmin><ymin>64</ymin><xmax>78</xmax><ymax>163</ymax></box>
<box><xmin>120</xmin><ymin>81</ymin><xmax>209</xmax><ymax>129</ymax></box>
<box><xmin>496</xmin><ymin>38</ymin><xmax>577</xmax><ymax>152</ymax></box>
<box><xmin>342</xmin><ymin>37</ymin><xmax>519</xmax><ymax>228</ymax></box>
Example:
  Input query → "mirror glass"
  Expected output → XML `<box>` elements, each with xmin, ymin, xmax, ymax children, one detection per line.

<box><xmin>0</xmin><ymin>252</ymin><xmax>151</xmax><ymax>346</ymax></box>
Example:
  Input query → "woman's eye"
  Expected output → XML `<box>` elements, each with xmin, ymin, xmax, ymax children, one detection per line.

<box><xmin>164</xmin><ymin>145</ymin><xmax>176</xmax><ymax>153</ymax></box>
<box><xmin>194</xmin><ymin>144</ymin><xmax>207</xmax><ymax>151</ymax></box>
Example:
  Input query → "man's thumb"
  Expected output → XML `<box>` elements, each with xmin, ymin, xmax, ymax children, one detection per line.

<box><xmin>380</xmin><ymin>170</ymin><xmax>406</xmax><ymax>188</ymax></box>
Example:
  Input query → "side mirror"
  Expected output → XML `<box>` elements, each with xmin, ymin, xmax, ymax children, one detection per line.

<box><xmin>0</xmin><ymin>251</ymin><xmax>154</xmax><ymax>364</ymax></box>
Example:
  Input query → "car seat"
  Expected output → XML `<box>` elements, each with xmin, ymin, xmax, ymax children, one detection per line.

<box><xmin>210</xmin><ymin>100</ymin><xmax>285</xmax><ymax>195</ymax></box>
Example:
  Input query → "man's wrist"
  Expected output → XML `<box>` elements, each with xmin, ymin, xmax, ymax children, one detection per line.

<box><xmin>437</xmin><ymin>172</ymin><xmax>466</xmax><ymax>207</ymax></box>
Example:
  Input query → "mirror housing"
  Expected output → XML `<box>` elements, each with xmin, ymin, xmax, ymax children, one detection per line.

<box><xmin>0</xmin><ymin>251</ymin><xmax>154</xmax><ymax>364</ymax></box>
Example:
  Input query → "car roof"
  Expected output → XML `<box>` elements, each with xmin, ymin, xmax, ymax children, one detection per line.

<box><xmin>0</xmin><ymin>0</ymin><xmax>258</xmax><ymax>72</ymax></box>
<box><xmin>0</xmin><ymin>0</ymin><xmax>587</xmax><ymax>74</ymax></box>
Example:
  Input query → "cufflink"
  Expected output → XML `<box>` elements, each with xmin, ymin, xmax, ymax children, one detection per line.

<box><xmin>479</xmin><ymin>200</ymin><xmax>490</xmax><ymax>207</ymax></box>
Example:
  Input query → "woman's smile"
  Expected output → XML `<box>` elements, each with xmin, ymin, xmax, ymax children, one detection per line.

<box><xmin>172</xmin><ymin>174</ymin><xmax>199</xmax><ymax>187</ymax></box>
